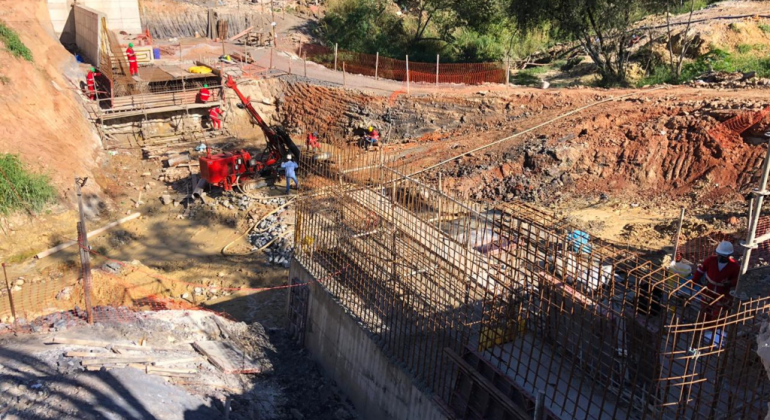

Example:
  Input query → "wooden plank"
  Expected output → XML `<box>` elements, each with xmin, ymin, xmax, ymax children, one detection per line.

<box><xmin>192</xmin><ymin>341</ymin><xmax>260</xmax><ymax>374</ymax></box>
<box><xmin>228</xmin><ymin>26</ymin><xmax>254</xmax><ymax>41</ymax></box>
<box><xmin>49</xmin><ymin>336</ymin><xmax>148</xmax><ymax>350</ymax></box>
<box><xmin>81</xmin><ymin>356</ymin><xmax>156</xmax><ymax>366</ymax></box>
<box><xmin>98</xmin><ymin>101</ymin><xmax>223</xmax><ymax>121</ymax></box>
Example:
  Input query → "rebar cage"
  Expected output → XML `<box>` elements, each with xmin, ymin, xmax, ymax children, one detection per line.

<box><xmin>293</xmin><ymin>145</ymin><xmax>770</xmax><ymax>420</ymax></box>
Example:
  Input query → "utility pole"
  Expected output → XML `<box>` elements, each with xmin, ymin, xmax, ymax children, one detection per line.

<box><xmin>75</xmin><ymin>177</ymin><xmax>94</xmax><ymax>324</ymax></box>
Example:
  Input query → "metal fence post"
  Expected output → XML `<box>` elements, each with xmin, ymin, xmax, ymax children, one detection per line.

<box><xmin>375</xmin><ymin>52</ymin><xmax>379</xmax><ymax>80</ymax></box>
<box><xmin>672</xmin><ymin>207</ymin><xmax>685</xmax><ymax>260</ymax></box>
<box><xmin>334</xmin><ymin>43</ymin><xmax>338</xmax><ymax>71</ymax></box>
<box><xmin>269</xmin><ymin>47</ymin><xmax>273</xmax><ymax>69</ymax></box>
<box><xmin>406</xmin><ymin>55</ymin><xmax>410</xmax><ymax>95</ymax></box>
<box><xmin>2</xmin><ymin>263</ymin><xmax>18</xmax><ymax>330</ymax></box>
<box><xmin>436</xmin><ymin>54</ymin><xmax>440</xmax><ymax>86</ymax></box>
<box><xmin>75</xmin><ymin>178</ymin><xmax>94</xmax><ymax>324</ymax></box>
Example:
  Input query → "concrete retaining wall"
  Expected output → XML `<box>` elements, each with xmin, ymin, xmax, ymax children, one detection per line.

<box><xmin>291</xmin><ymin>260</ymin><xmax>447</xmax><ymax>420</ymax></box>
<box><xmin>48</xmin><ymin>0</ymin><xmax>142</xmax><ymax>35</ymax></box>
<box><xmin>73</xmin><ymin>5</ymin><xmax>103</xmax><ymax>67</ymax></box>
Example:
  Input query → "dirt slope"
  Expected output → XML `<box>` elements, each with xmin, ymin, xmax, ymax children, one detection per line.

<box><xmin>0</xmin><ymin>0</ymin><xmax>100</xmax><ymax>200</ymax></box>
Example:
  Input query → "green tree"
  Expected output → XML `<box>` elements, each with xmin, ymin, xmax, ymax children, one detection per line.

<box><xmin>508</xmin><ymin>0</ymin><xmax>645</xmax><ymax>84</ymax></box>
<box><xmin>404</xmin><ymin>0</ymin><xmax>503</xmax><ymax>47</ymax></box>
<box><xmin>321</xmin><ymin>0</ymin><xmax>407</xmax><ymax>56</ymax></box>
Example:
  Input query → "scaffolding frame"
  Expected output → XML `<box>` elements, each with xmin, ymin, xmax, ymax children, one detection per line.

<box><xmin>293</xmin><ymin>145</ymin><xmax>770</xmax><ymax>420</ymax></box>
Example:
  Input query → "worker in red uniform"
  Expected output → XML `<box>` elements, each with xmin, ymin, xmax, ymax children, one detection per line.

<box><xmin>198</xmin><ymin>84</ymin><xmax>211</xmax><ymax>103</ymax></box>
<box><xmin>209</xmin><ymin>106</ymin><xmax>224</xmax><ymax>130</ymax></box>
<box><xmin>126</xmin><ymin>43</ymin><xmax>138</xmax><ymax>76</ymax></box>
<box><xmin>364</xmin><ymin>126</ymin><xmax>380</xmax><ymax>150</ymax></box>
<box><xmin>306</xmin><ymin>131</ymin><xmax>320</xmax><ymax>150</ymax></box>
<box><xmin>692</xmin><ymin>241</ymin><xmax>739</xmax><ymax>323</ymax></box>
<box><xmin>86</xmin><ymin>67</ymin><xmax>100</xmax><ymax>100</ymax></box>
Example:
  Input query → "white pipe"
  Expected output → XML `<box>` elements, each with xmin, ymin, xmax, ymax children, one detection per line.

<box><xmin>35</xmin><ymin>213</ymin><xmax>142</xmax><ymax>259</ymax></box>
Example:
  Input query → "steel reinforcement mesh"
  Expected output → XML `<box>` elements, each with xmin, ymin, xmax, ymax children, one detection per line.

<box><xmin>293</xmin><ymin>147</ymin><xmax>770</xmax><ymax>420</ymax></box>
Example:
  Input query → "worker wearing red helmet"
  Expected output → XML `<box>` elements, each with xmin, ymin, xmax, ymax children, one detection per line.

<box><xmin>126</xmin><ymin>43</ymin><xmax>138</xmax><ymax>76</ymax></box>
<box><xmin>209</xmin><ymin>106</ymin><xmax>224</xmax><ymax>130</ymax></box>
<box><xmin>692</xmin><ymin>241</ymin><xmax>739</xmax><ymax>322</ymax></box>
<box><xmin>86</xmin><ymin>67</ymin><xmax>100</xmax><ymax>100</ymax></box>
<box><xmin>199</xmin><ymin>84</ymin><xmax>211</xmax><ymax>103</ymax></box>
<box><xmin>306</xmin><ymin>131</ymin><xmax>320</xmax><ymax>150</ymax></box>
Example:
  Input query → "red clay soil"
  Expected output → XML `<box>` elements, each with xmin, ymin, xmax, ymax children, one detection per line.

<box><xmin>276</xmin><ymin>81</ymin><xmax>768</xmax><ymax>205</ymax></box>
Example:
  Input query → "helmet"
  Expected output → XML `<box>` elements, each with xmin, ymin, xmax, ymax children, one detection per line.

<box><xmin>368</xmin><ymin>126</ymin><xmax>373</xmax><ymax>132</ymax></box>
<box><xmin>286</xmin><ymin>154</ymin><xmax>293</xmax><ymax>160</ymax></box>
<box><xmin>90</xmin><ymin>67</ymin><xmax>95</xmax><ymax>72</ymax></box>
<box><xmin>203</xmin><ymin>84</ymin><xmax>208</xmax><ymax>88</ymax></box>
<box><xmin>128</xmin><ymin>43</ymin><xmax>134</xmax><ymax>48</ymax></box>
<box><xmin>716</xmin><ymin>241</ymin><xmax>734</xmax><ymax>256</ymax></box>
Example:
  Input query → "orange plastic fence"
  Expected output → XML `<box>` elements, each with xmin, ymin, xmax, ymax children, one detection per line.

<box><xmin>298</xmin><ymin>43</ymin><xmax>506</xmax><ymax>85</ymax></box>
<box><xmin>0</xmin><ymin>244</ymin><xmax>311</xmax><ymax>334</ymax></box>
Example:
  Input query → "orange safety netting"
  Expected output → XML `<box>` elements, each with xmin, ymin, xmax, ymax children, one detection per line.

<box><xmin>0</xmin><ymin>243</ymin><xmax>313</xmax><ymax>334</ymax></box>
<box><xmin>298</xmin><ymin>43</ymin><xmax>506</xmax><ymax>85</ymax></box>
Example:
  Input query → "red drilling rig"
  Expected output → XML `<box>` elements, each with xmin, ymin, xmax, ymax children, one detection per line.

<box><xmin>199</xmin><ymin>76</ymin><xmax>301</xmax><ymax>191</ymax></box>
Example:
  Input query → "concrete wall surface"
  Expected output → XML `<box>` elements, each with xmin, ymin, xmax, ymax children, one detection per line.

<box><xmin>292</xmin><ymin>260</ymin><xmax>448</xmax><ymax>420</ymax></box>
<box><xmin>73</xmin><ymin>5</ymin><xmax>102</xmax><ymax>67</ymax></box>
<box><xmin>48</xmin><ymin>0</ymin><xmax>142</xmax><ymax>35</ymax></box>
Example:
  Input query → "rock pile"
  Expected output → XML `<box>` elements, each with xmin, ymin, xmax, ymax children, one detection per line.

<box><xmin>248</xmin><ymin>203</ymin><xmax>294</xmax><ymax>268</ymax></box>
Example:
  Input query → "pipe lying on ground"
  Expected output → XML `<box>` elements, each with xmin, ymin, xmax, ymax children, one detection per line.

<box><xmin>35</xmin><ymin>212</ymin><xmax>142</xmax><ymax>259</ymax></box>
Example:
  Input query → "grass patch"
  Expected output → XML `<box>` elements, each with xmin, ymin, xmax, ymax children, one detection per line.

<box><xmin>760</xmin><ymin>24</ymin><xmax>770</xmax><ymax>34</ymax></box>
<box><xmin>513</xmin><ymin>67</ymin><xmax>546</xmax><ymax>86</ymax></box>
<box><xmin>669</xmin><ymin>0</ymin><xmax>710</xmax><ymax>15</ymax></box>
<box><xmin>728</xmin><ymin>22</ymin><xmax>742</xmax><ymax>33</ymax></box>
<box><xmin>0</xmin><ymin>154</ymin><xmax>55</xmax><ymax>215</ymax></box>
<box><xmin>737</xmin><ymin>44</ymin><xmax>753</xmax><ymax>54</ymax></box>
<box><xmin>638</xmin><ymin>48</ymin><xmax>770</xmax><ymax>86</ymax></box>
<box><xmin>0</xmin><ymin>22</ymin><xmax>32</xmax><ymax>62</ymax></box>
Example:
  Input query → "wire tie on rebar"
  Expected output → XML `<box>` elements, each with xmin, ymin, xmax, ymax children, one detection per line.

<box><xmin>687</xmin><ymin>347</ymin><xmax>701</xmax><ymax>360</ymax></box>
<box><xmin>739</xmin><ymin>240</ymin><xmax>759</xmax><ymax>249</ymax></box>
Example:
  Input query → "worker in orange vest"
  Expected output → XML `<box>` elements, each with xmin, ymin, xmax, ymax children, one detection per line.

<box><xmin>126</xmin><ymin>43</ymin><xmax>138</xmax><ymax>76</ymax></box>
<box><xmin>306</xmin><ymin>132</ymin><xmax>320</xmax><ymax>150</ymax></box>
<box><xmin>209</xmin><ymin>106</ymin><xmax>224</xmax><ymax>130</ymax></box>
<box><xmin>198</xmin><ymin>84</ymin><xmax>211</xmax><ymax>103</ymax></box>
<box><xmin>86</xmin><ymin>67</ymin><xmax>100</xmax><ymax>100</ymax></box>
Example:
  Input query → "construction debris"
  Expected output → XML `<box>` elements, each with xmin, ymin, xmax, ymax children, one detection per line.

<box><xmin>192</xmin><ymin>341</ymin><xmax>261</xmax><ymax>374</ymax></box>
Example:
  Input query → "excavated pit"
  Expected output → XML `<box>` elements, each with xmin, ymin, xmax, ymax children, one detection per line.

<box><xmin>274</xmin><ymin>78</ymin><xmax>769</xmax><ymax>207</ymax></box>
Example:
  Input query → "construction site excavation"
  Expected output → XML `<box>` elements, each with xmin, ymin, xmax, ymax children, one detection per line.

<box><xmin>4</xmin><ymin>0</ymin><xmax>770</xmax><ymax>419</ymax></box>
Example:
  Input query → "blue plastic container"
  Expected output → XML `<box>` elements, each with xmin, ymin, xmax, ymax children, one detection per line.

<box><xmin>569</xmin><ymin>230</ymin><xmax>592</xmax><ymax>254</ymax></box>
<box><xmin>153</xmin><ymin>48</ymin><xmax>161</xmax><ymax>60</ymax></box>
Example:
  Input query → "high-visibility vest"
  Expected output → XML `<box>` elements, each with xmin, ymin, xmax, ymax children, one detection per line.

<box><xmin>87</xmin><ymin>72</ymin><xmax>96</xmax><ymax>86</ymax></box>
<box><xmin>126</xmin><ymin>48</ymin><xmax>137</xmax><ymax>63</ymax></box>
<box><xmin>209</xmin><ymin>108</ymin><xmax>222</xmax><ymax>118</ymax></box>
<box><xmin>200</xmin><ymin>88</ymin><xmax>211</xmax><ymax>102</ymax></box>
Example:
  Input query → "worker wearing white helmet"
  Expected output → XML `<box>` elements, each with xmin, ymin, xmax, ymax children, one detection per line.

<box><xmin>281</xmin><ymin>154</ymin><xmax>299</xmax><ymax>195</ymax></box>
<box><xmin>692</xmin><ymin>241</ymin><xmax>739</xmax><ymax>323</ymax></box>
